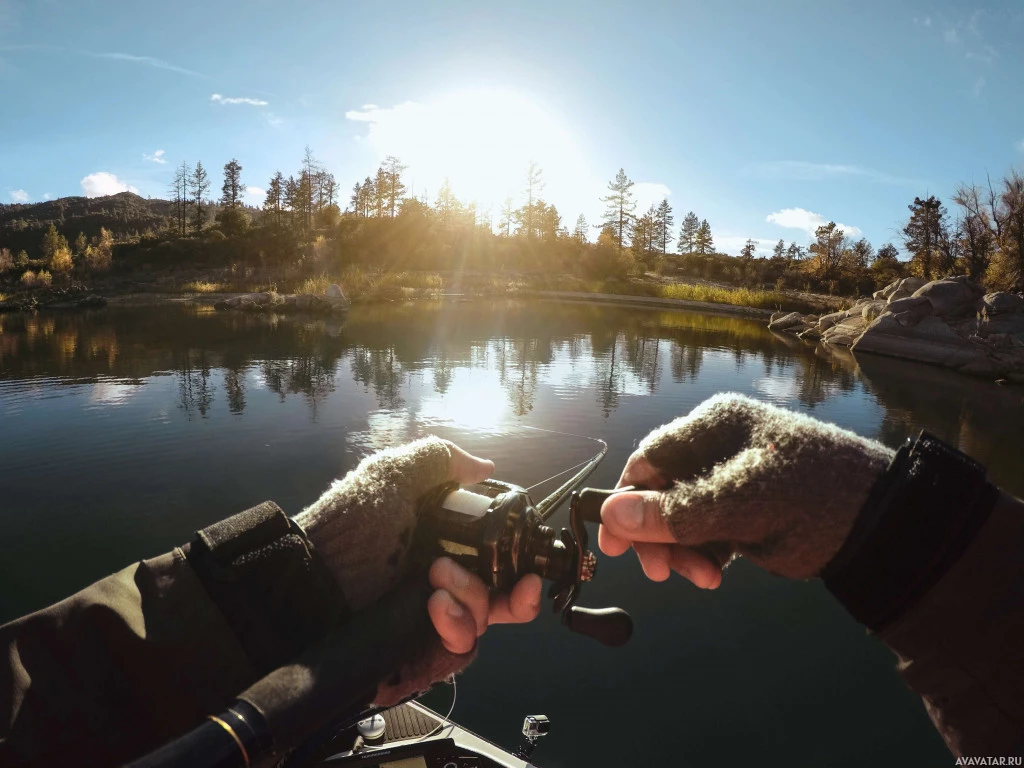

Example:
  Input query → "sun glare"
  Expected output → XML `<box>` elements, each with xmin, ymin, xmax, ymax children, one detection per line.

<box><xmin>350</xmin><ymin>88</ymin><xmax>591</xmax><ymax>222</ymax></box>
<box><xmin>418</xmin><ymin>368</ymin><xmax>508</xmax><ymax>430</ymax></box>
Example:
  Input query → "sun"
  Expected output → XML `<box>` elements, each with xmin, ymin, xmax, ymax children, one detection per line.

<box><xmin>352</xmin><ymin>87</ymin><xmax>588</xmax><ymax>221</ymax></box>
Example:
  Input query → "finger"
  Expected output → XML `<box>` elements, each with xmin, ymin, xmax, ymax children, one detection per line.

<box><xmin>600</xmin><ymin>491</ymin><xmax>676</xmax><ymax>544</ymax></box>
<box><xmin>669</xmin><ymin>546</ymin><xmax>723</xmax><ymax>590</ymax></box>
<box><xmin>598</xmin><ymin>524</ymin><xmax>633</xmax><ymax>557</ymax></box>
<box><xmin>488</xmin><ymin>574</ymin><xmax>542</xmax><ymax>625</ymax></box>
<box><xmin>633</xmin><ymin>541</ymin><xmax>673</xmax><ymax>582</ymax></box>
<box><xmin>429</xmin><ymin>557</ymin><xmax>490</xmax><ymax>636</ymax></box>
<box><xmin>445</xmin><ymin>441</ymin><xmax>495</xmax><ymax>485</ymax></box>
<box><xmin>428</xmin><ymin>589</ymin><xmax>478</xmax><ymax>654</ymax></box>
<box><xmin>617</xmin><ymin>453</ymin><xmax>669</xmax><ymax>490</ymax></box>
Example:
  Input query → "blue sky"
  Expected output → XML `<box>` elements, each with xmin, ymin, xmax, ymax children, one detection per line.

<box><xmin>1</xmin><ymin>0</ymin><xmax>1022</xmax><ymax>255</ymax></box>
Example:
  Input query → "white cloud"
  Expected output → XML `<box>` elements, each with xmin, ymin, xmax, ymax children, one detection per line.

<box><xmin>766</xmin><ymin>208</ymin><xmax>862</xmax><ymax>239</ymax></box>
<box><xmin>943</xmin><ymin>27</ymin><xmax>960</xmax><ymax>45</ymax></box>
<box><xmin>973</xmin><ymin>76</ymin><xmax>986</xmax><ymax>97</ymax></box>
<box><xmin>245</xmin><ymin>186</ymin><xmax>265</xmax><ymax>204</ymax></box>
<box><xmin>749</xmin><ymin>161</ymin><xmax>921</xmax><ymax>186</ymax></box>
<box><xmin>716</xmin><ymin>235</ymin><xmax>779</xmax><ymax>258</ymax></box>
<box><xmin>211</xmin><ymin>93</ymin><xmax>269</xmax><ymax>106</ymax></box>
<box><xmin>80</xmin><ymin>172</ymin><xmax>138</xmax><ymax>198</ymax></box>
<box><xmin>89</xmin><ymin>52</ymin><xmax>203</xmax><ymax>78</ymax></box>
<box><xmin>9</xmin><ymin>188</ymin><xmax>28</xmax><ymax>203</ymax></box>
<box><xmin>144</xmin><ymin>149</ymin><xmax>166</xmax><ymax>164</ymax></box>
<box><xmin>1015</xmin><ymin>139</ymin><xmax>1024</xmax><ymax>154</ymax></box>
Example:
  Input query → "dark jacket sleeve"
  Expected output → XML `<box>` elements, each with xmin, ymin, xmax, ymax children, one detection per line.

<box><xmin>0</xmin><ymin>501</ymin><xmax>349</xmax><ymax>768</ymax></box>
<box><xmin>824</xmin><ymin>434</ymin><xmax>1024</xmax><ymax>757</ymax></box>
<box><xmin>0</xmin><ymin>548</ymin><xmax>256</xmax><ymax>768</ymax></box>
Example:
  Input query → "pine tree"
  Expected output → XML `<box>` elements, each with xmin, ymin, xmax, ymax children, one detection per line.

<box><xmin>654</xmin><ymin>199</ymin><xmax>674</xmax><ymax>254</ymax></box>
<box><xmin>524</xmin><ymin>162</ymin><xmax>544</xmax><ymax>238</ymax></box>
<box><xmin>903</xmin><ymin>195</ymin><xmax>946</xmax><ymax>280</ymax></box>
<box><xmin>772</xmin><ymin>239</ymin><xmax>786</xmax><ymax>261</ymax></box>
<box><xmin>190</xmin><ymin>162</ymin><xmax>210</xmax><ymax>234</ymax></box>
<box><xmin>694</xmin><ymin>219</ymin><xmax>714</xmax><ymax>255</ymax></box>
<box><xmin>264</xmin><ymin>172</ymin><xmax>285</xmax><ymax>228</ymax></box>
<box><xmin>498</xmin><ymin>198</ymin><xmax>514</xmax><ymax>237</ymax></box>
<box><xmin>373</xmin><ymin>168</ymin><xmax>387</xmax><ymax>218</ymax></box>
<box><xmin>435</xmin><ymin>178</ymin><xmax>461</xmax><ymax>228</ymax></box>
<box><xmin>40</xmin><ymin>223</ymin><xmax>67</xmax><ymax>261</ymax></box>
<box><xmin>678</xmin><ymin>211</ymin><xmax>700</xmax><ymax>254</ymax></box>
<box><xmin>221</xmin><ymin>159</ymin><xmax>243</xmax><ymax>209</ymax></box>
<box><xmin>359</xmin><ymin>176</ymin><xmax>375</xmax><ymax>217</ymax></box>
<box><xmin>600</xmin><ymin>168</ymin><xmax>636</xmax><ymax>251</ymax></box>
<box><xmin>381</xmin><ymin>156</ymin><xmax>407</xmax><ymax>218</ymax></box>
<box><xmin>169</xmin><ymin>162</ymin><xmax>191</xmax><ymax>236</ymax></box>
<box><xmin>74</xmin><ymin>232</ymin><xmax>87</xmax><ymax>256</ymax></box>
<box><xmin>573</xmin><ymin>213</ymin><xmax>588</xmax><ymax>243</ymax></box>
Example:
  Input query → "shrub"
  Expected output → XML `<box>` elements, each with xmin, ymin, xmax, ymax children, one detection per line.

<box><xmin>20</xmin><ymin>270</ymin><xmax>36</xmax><ymax>287</ymax></box>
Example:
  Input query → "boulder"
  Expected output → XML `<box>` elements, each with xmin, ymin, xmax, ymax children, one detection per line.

<box><xmin>982</xmin><ymin>292</ymin><xmax>1023</xmax><ymax>315</ymax></box>
<box><xmin>852</xmin><ymin>313</ymin><xmax>986</xmax><ymax>368</ymax></box>
<box><xmin>768</xmin><ymin>312</ymin><xmax>805</xmax><ymax>332</ymax></box>
<box><xmin>911</xmin><ymin>277</ymin><xmax>984</xmax><ymax>318</ymax></box>
<box><xmin>815</xmin><ymin>310</ymin><xmax>848</xmax><ymax>333</ymax></box>
<box><xmin>897</xmin><ymin>277</ymin><xmax>928</xmax><ymax>294</ymax></box>
<box><xmin>822</xmin><ymin>315</ymin><xmax>868</xmax><ymax>347</ymax></box>
<box><xmin>326</xmin><ymin>283</ymin><xmax>346</xmax><ymax>299</ymax></box>
<box><xmin>861</xmin><ymin>300</ymin><xmax>887</xmax><ymax>320</ymax></box>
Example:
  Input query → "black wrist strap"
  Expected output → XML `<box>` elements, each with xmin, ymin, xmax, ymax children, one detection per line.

<box><xmin>822</xmin><ymin>432</ymin><xmax>998</xmax><ymax>631</ymax></box>
<box><xmin>186</xmin><ymin>502</ymin><xmax>351</xmax><ymax>677</ymax></box>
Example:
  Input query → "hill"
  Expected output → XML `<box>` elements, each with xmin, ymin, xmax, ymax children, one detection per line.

<box><xmin>0</xmin><ymin>193</ymin><xmax>175</xmax><ymax>257</ymax></box>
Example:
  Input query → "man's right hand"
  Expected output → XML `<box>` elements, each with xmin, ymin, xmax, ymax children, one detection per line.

<box><xmin>598</xmin><ymin>393</ymin><xmax>894</xmax><ymax>583</ymax></box>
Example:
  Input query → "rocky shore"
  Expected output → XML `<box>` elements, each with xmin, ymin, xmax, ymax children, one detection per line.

<box><xmin>769</xmin><ymin>276</ymin><xmax>1024</xmax><ymax>384</ymax></box>
<box><xmin>214</xmin><ymin>283</ymin><xmax>351</xmax><ymax>315</ymax></box>
<box><xmin>0</xmin><ymin>284</ymin><xmax>108</xmax><ymax>313</ymax></box>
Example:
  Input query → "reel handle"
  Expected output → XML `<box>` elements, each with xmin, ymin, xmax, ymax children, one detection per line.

<box><xmin>575</xmin><ymin>486</ymin><xmax>639</xmax><ymax>525</ymax></box>
<box><xmin>564</xmin><ymin>606</ymin><xmax>634</xmax><ymax>647</ymax></box>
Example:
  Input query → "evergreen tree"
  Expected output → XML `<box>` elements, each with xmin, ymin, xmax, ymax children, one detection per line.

<box><xmin>902</xmin><ymin>195</ymin><xmax>946</xmax><ymax>279</ymax></box>
<box><xmin>655</xmin><ymin>198</ymin><xmax>674</xmax><ymax>254</ymax></box>
<box><xmin>809</xmin><ymin>222</ymin><xmax>847</xmax><ymax>280</ymax></box>
<box><xmin>349</xmin><ymin>181</ymin><xmax>362</xmax><ymax>215</ymax></box>
<box><xmin>573</xmin><ymin>213</ymin><xmax>588</xmax><ymax>243</ymax></box>
<box><xmin>359</xmin><ymin>176</ymin><xmax>375</xmax><ymax>217</ymax></box>
<box><xmin>678</xmin><ymin>211</ymin><xmax>700</xmax><ymax>253</ymax></box>
<box><xmin>524</xmin><ymin>162</ymin><xmax>544</xmax><ymax>238</ymax></box>
<box><xmin>169</xmin><ymin>162</ymin><xmax>191</xmax><ymax>236</ymax></box>
<box><xmin>694</xmin><ymin>219</ymin><xmax>714</xmax><ymax>255</ymax></box>
<box><xmin>381</xmin><ymin>156</ymin><xmax>407</xmax><ymax>218</ymax></box>
<box><xmin>498</xmin><ymin>198</ymin><xmax>514</xmax><ymax>237</ymax></box>
<box><xmin>740</xmin><ymin>238</ymin><xmax>757</xmax><ymax>261</ymax></box>
<box><xmin>435</xmin><ymin>178</ymin><xmax>461</xmax><ymax>228</ymax></box>
<box><xmin>221</xmin><ymin>159</ymin><xmax>243</xmax><ymax>209</ymax></box>
<box><xmin>600</xmin><ymin>168</ymin><xmax>636</xmax><ymax>251</ymax></box>
<box><xmin>785</xmin><ymin>241</ymin><xmax>804</xmax><ymax>267</ymax></box>
<box><xmin>74</xmin><ymin>232</ymin><xmax>87</xmax><ymax>256</ymax></box>
<box><xmin>772</xmin><ymin>239</ymin><xmax>786</xmax><ymax>261</ymax></box>
<box><xmin>373</xmin><ymin>168</ymin><xmax>387</xmax><ymax>218</ymax></box>
<box><xmin>40</xmin><ymin>224</ymin><xmax>67</xmax><ymax>261</ymax></box>
<box><xmin>190</xmin><ymin>162</ymin><xmax>210</xmax><ymax>234</ymax></box>
<box><xmin>264</xmin><ymin>172</ymin><xmax>285</xmax><ymax>228</ymax></box>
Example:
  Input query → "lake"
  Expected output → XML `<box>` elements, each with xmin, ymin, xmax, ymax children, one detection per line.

<box><xmin>2</xmin><ymin>299</ymin><xmax>1021</xmax><ymax>767</ymax></box>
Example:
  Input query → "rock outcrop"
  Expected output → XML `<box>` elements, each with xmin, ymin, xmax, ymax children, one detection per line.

<box><xmin>770</xmin><ymin>276</ymin><xmax>1024</xmax><ymax>383</ymax></box>
<box><xmin>215</xmin><ymin>286</ymin><xmax>351</xmax><ymax>315</ymax></box>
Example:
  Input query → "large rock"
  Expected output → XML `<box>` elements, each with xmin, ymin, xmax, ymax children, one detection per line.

<box><xmin>822</xmin><ymin>315</ymin><xmax>868</xmax><ymax>347</ymax></box>
<box><xmin>982</xmin><ymin>292</ymin><xmax>1023</xmax><ymax>315</ymax></box>
<box><xmin>326</xmin><ymin>283</ymin><xmax>346</xmax><ymax>299</ymax></box>
<box><xmin>852</xmin><ymin>313</ymin><xmax>986</xmax><ymax>368</ymax></box>
<box><xmin>860</xmin><ymin>300</ymin><xmax>887</xmax><ymax>320</ymax></box>
<box><xmin>768</xmin><ymin>312</ymin><xmax>806</xmax><ymax>332</ymax></box>
<box><xmin>911</xmin><ymin>276</ymin><xmax>984</xmax><ymax>318</ymax></box>
<box><xmin>815</xmin><ymin>310</ymin><xmax>849</xmax><ymax>333</ymax></box>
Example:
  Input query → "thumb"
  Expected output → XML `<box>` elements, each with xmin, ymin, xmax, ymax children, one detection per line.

<box><xmin>599</xmin><ymin>491</ymin><xmax>676</xmax><ymax>557</ymax></box>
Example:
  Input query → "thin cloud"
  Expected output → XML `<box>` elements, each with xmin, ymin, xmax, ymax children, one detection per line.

<box><xmin>717</xmin><ymin>235</ymin><xmax>779</xmax><ymax>258</ymax></box>
<box><xmin>766</xmin><ymin>207</ymin><xmax>863</xmax><ymax>239</ymax></box>
<box><xmin>81</xmin><ymin>172</ymin><xmax>138</xmax><ymax>198</ymax></box>
<box><xmin>632</xmin><ymin>182</ymin><xmax>671</xmax><ymax>213</ymax></box>
<box><xmin>88</xmin><ymin>52</ymin><xmax>204</xmax><ymax>78</ymax></box>
<box><xmin>973</xmin><ymin>77</ymin><xmax>986</xmax><ymax>97</ymax></box>
<box><xmin>943</xmin><ymin>27</ymin><xmax>960</xmax><ymax>45</ymax></box>
<box><xmin>144</xmin><ymin>149</ymin><xmax>166</xmax><ymax>164</ymax></box>
<box><xmin>211</xmin><ymin>93</ymin><xmax>269</xmax><ymax>106</ymax></box>
<box><xmin>244</xmin><ymin>186</ymin><xmax>265</xmax><ymax>204</ymax></box>
<box><xmin>1016</xmin><ymin>139</ymin><xmax>1024</xmax><ymax>154</ymax></box>
<box><xmin>9</xmin><ymin>189</ymin><xmax>28</xmax><ymax>203</ymax></box>
<box><xmin>750</xmin><ymin>161</ymin><xmax>922</xmax><ymax>187</ymax></box>
<box><xmin>913</xmin><ymin>16</ymin><xmax>932</xmax><ymax>27</ymax></box>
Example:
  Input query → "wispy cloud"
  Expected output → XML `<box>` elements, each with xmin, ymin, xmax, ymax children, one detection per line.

<box><xmin>632</xmin><ymin>182</ymin><xmax>671</xmax><ymax>213</ymax></box>
<box><xmin>245</xmin><ymin>186</ymin><xmax>265</xmax><ymax>204</ymax></box>
<box><xmin>716</xmin><ymin>235</ymin><xmax>779</xmax><ymax>258</ymax></box>
<box><xmin>144</xmin><ymin>149</ymin><xmax>166</xmax><ymax>164</ymax></box>
<box><xmin>749</xmin><ymin>161</ymin><xmax>922</xmax><ymax>187</ymax></box>
<box><xmin>88</xmin><ymin>52</ymin><xmax>204</xmax><ymax>78</ymax></box>
<box><xmin>211</xmin><ymin>93</ymin><xmax>268</xmax><ymax>106</ymax></box>
<box><xmin>913</xmin><ymin>15</ymin><xmax>932</xmax><ymax>27</ymax></box>
<box><xmin>766</xmin><ymin>208</ymin><xmax>862</xmax><ymax>239</ymax></box>
<box><xmin>1016</xmin><ymin>139</ymin><xmax>1024</xmax><ymax>154</ymax></box>
<box><xmin>943</xmin><ymin>27</ymin><xmax>960</xmax><ymax>45</ymax></box>
<box><xmin>973</xmin><ymin>76</ymin><xmax>986</xmax><ymax>97</ymax></box>
<box><xmin>81</xmin><ymin>172</ymin><xmax>138</xmax><ymax>198</ymax></box>
<box><xmin>9</xmin><ymin>188</ymin><xmax>28</xmax><ymax>203</ymax></box>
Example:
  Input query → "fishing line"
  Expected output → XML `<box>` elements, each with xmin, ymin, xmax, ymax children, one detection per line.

<box><xmin>524</xmin><ymin>456</ymin><xmax>599</xmax><ymax>492</ymax></box>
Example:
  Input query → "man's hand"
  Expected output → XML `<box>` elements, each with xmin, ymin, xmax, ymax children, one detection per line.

<box><xmin>598</xmin><ymin>394</ymin><xmax>894</xmax><ymax>583</ymax></box>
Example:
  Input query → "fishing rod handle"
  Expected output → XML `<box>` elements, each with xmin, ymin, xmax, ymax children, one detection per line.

<box><xmin>575</xmin><ymin>486</ymin><xmax>639</xmax><ymax>525</ymax></box>
<box><xmin>126</xmin><ymin>701</ymin><xmax>270</xmax><ymax>768</ymax></box>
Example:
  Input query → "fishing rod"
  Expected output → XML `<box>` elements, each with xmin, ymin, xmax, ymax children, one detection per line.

<box><xmin>130</xmin><ymin>438</ymin><xmax>633</xmax><ymax>768</ymax></box>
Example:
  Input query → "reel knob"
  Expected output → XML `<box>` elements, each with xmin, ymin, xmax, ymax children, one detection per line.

<box><xmin>564</xmin><ymin>606</ymin><xmax>634</xmax><ymax>647</ymax></box>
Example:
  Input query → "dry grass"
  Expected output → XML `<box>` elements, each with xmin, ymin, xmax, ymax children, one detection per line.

<box><xmin>296</xmin><ymin>267</ymin><xmax>445</xmax><ymax>300</ymax></box>
<box><xmin>181</xmin><ymin>280</ymin><xmax>227</xmax><ymax>293</ymax></box>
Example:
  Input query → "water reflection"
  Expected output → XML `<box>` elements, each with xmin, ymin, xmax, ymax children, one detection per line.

<box><xmin>3</xmin><ymin>299</ymin><xmax>1021</xmax><ymax>768</ymax></box>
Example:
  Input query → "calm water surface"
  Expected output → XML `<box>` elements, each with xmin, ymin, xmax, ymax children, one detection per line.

<box><xmin>2</xmin><ymin>300</ymin><xmax>1022</xmax><ymax>767</ymax></box>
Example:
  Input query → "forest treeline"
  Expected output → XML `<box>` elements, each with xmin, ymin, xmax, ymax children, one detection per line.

<box><xmin>2</xmin><ymin>148</ymin><xmax>1023</xmax><ymax>296</ymax></box>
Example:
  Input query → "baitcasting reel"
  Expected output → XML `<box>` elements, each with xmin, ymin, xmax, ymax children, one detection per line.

<box><xmin>414</xmin><ymin>479</ymin><xmax>634</xmax><ymax>646</ymax></box>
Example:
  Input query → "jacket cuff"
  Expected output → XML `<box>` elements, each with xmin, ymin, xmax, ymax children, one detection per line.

<box><xmin>821</xmin><ymin>432</ymin><xmax>998</xmax><ymax>630</ymax></box>
<box><xmin>186</xmin><ymin>502</ymin><xmax>351</xmax><ymax>677</ymax></box>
